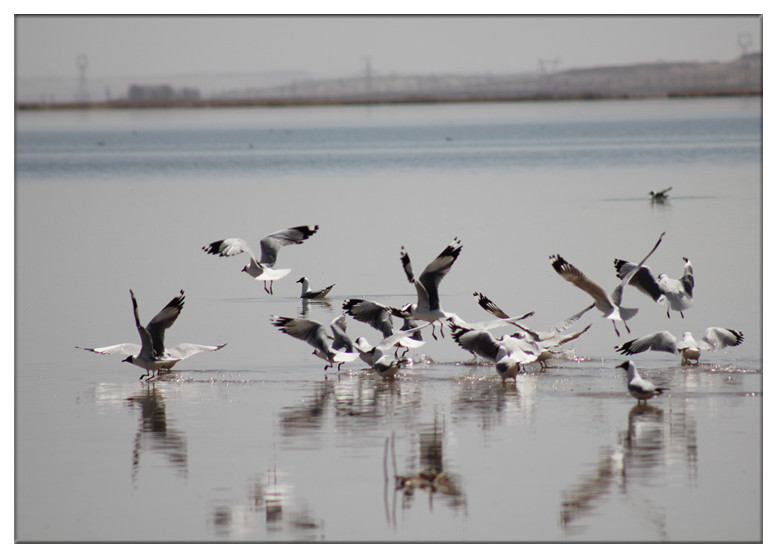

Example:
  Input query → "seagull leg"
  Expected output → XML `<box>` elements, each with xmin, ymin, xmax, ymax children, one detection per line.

<box><xmin>613</xmin><ymin>321</ymin><xmax>621</xmax><ymax>337</ymax></box>
<box><xmin>624</xmin><ymin>321</ymin><xmax>631</xmax><ymax>334</ymax></box>
<box><xmin>139</xmin><ymin>370</ymin><xmax>150</xmax><ymax>381</ymax></box>
<box><xmin>680</xmin><ymin>311</ymin><xmax>685</xmax><ymax>319</ymax></box>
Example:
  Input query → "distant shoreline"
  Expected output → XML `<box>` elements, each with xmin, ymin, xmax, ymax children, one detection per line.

<box><xmin>15</xmin><ymin>88</ymin><xmax>762</xmax><ymax>112</ymax></box>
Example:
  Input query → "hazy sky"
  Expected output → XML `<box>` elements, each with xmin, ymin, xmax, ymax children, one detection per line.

<box><xmin>15</xmin><ymin>15</ymin><xmax>763</xmax><ymax>80</ymax></box>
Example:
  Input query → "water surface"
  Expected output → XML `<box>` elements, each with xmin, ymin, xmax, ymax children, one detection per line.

<box><xmin>15</xmin><ymin>98</ymin><xmax>762</xmax><ymax>542</ymax></box>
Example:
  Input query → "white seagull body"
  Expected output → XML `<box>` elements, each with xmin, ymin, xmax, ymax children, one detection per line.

<box><xmin>550</xmin><ymin>232</ymin><xmax>665</xmax><ymax>336</ymax></box>
<box><xmin>614</xmin><ymin>257</ymin><xmax>693</xmax><ymax>318</ymax></box>
<box><xmin>270</xmin><ymin>315</ymin><xmax>359</xmax><ymax>371</ymax></box>
<box><xmin>616</xmin><ymin>360</ymin><xmax>667</xmax><ymax>403</ymax></box>
<box><xmin>297</xmin><ymin>276</ymin><xmax>335</xmax><ymax>299</ymax></box>
<box><xmin>398</xmin><ymin>238</ymin><xmax>463</xmax><ymax>340</ymax></box>
<box><xmin>616</xmin><ymin>327</ymin><xmax>744</xmax><ymax>365</ymax></box>
<box><xmin>202</xmin><ymin>225</ymin><xmax>319</xmax><ymax>294</ymax></box>
<box><xmin>450</xmin><ymin>324</ymin><xmax>542</xmax><ymax>380</ymax></box>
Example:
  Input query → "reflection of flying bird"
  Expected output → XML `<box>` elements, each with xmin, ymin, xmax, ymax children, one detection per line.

<box><xmin>550</xmin><ymin>232</ymin><xmax>665</xmax><ymax>336</ymax></box>
<box><xmin>398</xmin><ymin>238</ymin><xmax>463</xmax><ymax>340</ymax></box>
<box><xmin>271</xmin><ymin>315</ymin><xmax>359</xmax><ymax>371</ymax></box>
<box><xmin>97</xmin><ymin>290</ymin><xmax>226</xmax><ymax>380</ymax></box>
<box><xmin>614</xmin><ymin>257</ymin><xmax>693</xmax><ymax>318</ymax></box>
<box><xmin>616</xmin><ymin>360</ymin><xmax>667</xmax><ymax>404</ymax></box>
<box><xmin>202</xmin><ymin>225</ymin><xmax>319</xmax><ymax>294</ymax></box>
<box><xmin>615</xmin><ymin>328</ymin><xmax>744</xmax><ymax>365</ymax></box>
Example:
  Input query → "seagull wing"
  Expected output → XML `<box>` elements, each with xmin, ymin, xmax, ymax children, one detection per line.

<box><xmin>611</xmin><ymin>232</ymin><xmax>665</xmax><ymax>306</ymax></box>
<box><xmin>129</xmin><ymin>289</ymin><xmax>155</xmax><ymax>360</ymax></box>
<box><xmin>329</xmin><ymin>314</ymin><xmax>356</xmax><ymax>353</ymax></box>
<box><xmin>417</xmin><ymin>238</ymin><xmax>463</xmax><ymax>311</ymax></box>
<box><xmin>450</xmin><ymin>324</ymin><xmax>501</xmax><ymax>361</ymax></box>
<box><xmin>616</xmin><ymin>330</ymin><xmax>678</xmax><ymax>355</ymax></box>
<box><xmin>342</xmin><ymin>299</ymin><xmax>395</xmax><ymax>338</ymax></box>
<box><xmin>614</xmin><ymin>259</ymin><xmax>663</xmax><ymax>301</ymax></box>
<box><xmin>271</xmin><ymin>315</ymin><xmax>332</xmax><ymax>355</ymax></box>
<box><xmin>551</xmin><ymin>255</ymin><xmax>611</xmax><ymax>308</ymax></box>
<box><xmin>259</xmin><ymin>225</ymin><xmax>319</xmax><ymax>266</ymax></box>
<box><xmin>145</xmin><ymin>290</ymin><xmax>185</xmax><ymax>357</ymax></box>
<box><xmin>201</xmin><ymin>238</ymin><xmax>256</xmax><ymax>260</ymax></box>
<box><xmin>76</xmin><ymin>343</ymin><xmax>141</xmax><ymax>357</ymax></box>
<box><xmin>700</xmin><ymin>327</ymin><xmax>744</xmax><ymax>351</ymax></box>
<box><xmin>680</xmin><ymin>258</ymin><xmax>694</xmax><ymax>297</ymax></box>
<box><xmin>473</xmin><ymin>292</ymin><xmax>511</xmax><ymax>319</ymax></box>
<box><xmin>167</xmin><ymin>343</ymin><xmax>227</xmax><ymax>359</ymax></box>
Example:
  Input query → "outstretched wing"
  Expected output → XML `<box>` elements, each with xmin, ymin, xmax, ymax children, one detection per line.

<box><xmin>614</xmin><ymin>259</ymin><xmax>663</xmax><ymax>301</ymax></box>
<box><xmin>615</xmin><ymin>330</ymin><xmax>678</xmax><ymax>355</ymax></box>
<box><xmin>450</xmin><ymin>324</ymin><xmax>501</xmax><ymax>361</ymax></box>
<box><xmin>551</xmin><ymin>255</ymin><xmax>610</xmax><ymax>306</ymax></box>
<box><xmin>700</xmin><ymin>327</ymin><xmax>744</xmax><ymax>350</ymax></box>
<box><xmin>167</xmin><ymin>343</ymin><xmax>227</xmax><ymax>360</ymax></box>
<box><xmin>342</xmin><ymin>299</ymin><xmax>396</xmax><ymax>338</ymax></box>
<box><xmin>259</xmin><ymin>225</ymin><xmax>319</xmax><ymax>266</ymax></box>
<box><xmin>417</xmin><ymin>238</ymin><xmax>463</xmax><ymax>310</ymax></box>
<box><xmin>145</xmin><ymin>290</ymin><xmax>185</xmax><ymax>357</ymax></box>
<box><xmin>271</xmin><ymin>315</ymin><xmax>331</xmax><ymax>355</ymax></box>
<box><xmin>76</xmin><ymin>343</ymin><xmax>140</xmax><ymax>357</ymax></box>
<box><xmin>201</xmin><ymin>238</ymin><xmax>256</xmax><ymax>260</ymax></box>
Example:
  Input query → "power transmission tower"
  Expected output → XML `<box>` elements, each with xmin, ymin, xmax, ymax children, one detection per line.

<box><xmin>76</xmin><ymin>54</ymin><xmax>89</xmax><ymax>102</ymax></box>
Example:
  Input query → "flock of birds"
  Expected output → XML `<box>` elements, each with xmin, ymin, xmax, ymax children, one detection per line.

<box><xmin>78</xmin><ymin>194</ymin><xmax>746</xmax><ymax>403</ymax></box>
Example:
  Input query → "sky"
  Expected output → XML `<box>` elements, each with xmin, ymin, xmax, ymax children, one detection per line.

<box><xmin>15</xmin><ymin>15</ymin><xmax>763</xmax><ymax>81</ymax></box>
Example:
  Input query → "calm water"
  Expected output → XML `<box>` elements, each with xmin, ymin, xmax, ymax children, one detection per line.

<box><xmin>15</xmin><ymin>98</ymin><xmax>762</xmax><ymax>542</ymax></box>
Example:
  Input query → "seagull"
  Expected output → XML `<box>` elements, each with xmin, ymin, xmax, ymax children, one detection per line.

<box><xmin>616</xmin><ymin>360</ymin><xmax>667</xmax><ymax>404</ymax></box>
<box><xmin>342</xmin><ymin>298</ymin><xmax>426</xmax><ymax>354</ymax></box>
<box><xmin>96</xmin><ymin>290</ymin><xmax>226</xmax><ymax>380</ymax></box>
<box><xmin>614</xmin><ymin>257</ymin><xmax>693</xmax><ymax>318</ymax></box>
<box><xmin>449</xmin><ymin>323</ymin><xmax>542</xmax><ymax>380</ymax></box>
<box><xmin>297</xmin><ymin>277</ymin><xmax>335</xmax><ymax>299</ymax></box>
<box><xmin>352</xmin><ymin>324</ymin><xmax>430</xmax><ymax>379</ymax></box>
<box><xmin>550</xmin><ymin>232</ymin><xmax>665</xmax><ymax>336</ymax></box>
<box><xmin>202</xmin><ymin>225</ymin><xmax>319</xmax><ymax>294</ymax></box>
<box><xmin>615</xmin><ymin>327</ymin><xmax>744</xmax><ymax>365</ymax></box>
<box><xmin>472</xmin><ymin>292</ymin><xmax>593</xmax><ymax>367</ymax></box>
<box><xmin>398</xmin><ymin>237</ymin><xmax>463</xmax><ymax>340</ymax></box>
<box><xmin>270</xmin><ymin>315</ymin><xmax>359</xmax><ymax>371</ymax></box>
<box><xmin>77</xmin><ymin>342</ymin><xmax>226</xmax><ymax>373</ymax></box>
<box><xmin>649</xmin><ymin>187</ymin><xmax>672</xmax><ymax>201</ymax></box>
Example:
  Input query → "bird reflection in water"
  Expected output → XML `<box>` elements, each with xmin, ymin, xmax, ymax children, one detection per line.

<box><xmin>299</xmin><ymin>297</ymin><xmax>332</xmax><ymax>317</ymax></box>
<box><xmin>559</xmin><ymin>403</ymin><xmax>669</xmax><ymax>538</ymax></box>
<box><xmin>384</xmin><ymin>419</ymin><xmax>466</xmax><ymax>526</ymax></box>
<box><xmin>209</xmin><ymin>468</ymin><xmax>323</xmax><ymax>540</ymax></box>
<box><xmin>124</xmin><ymin>384</ymin><xmax>188</xmax><ymax>487</ymax></box>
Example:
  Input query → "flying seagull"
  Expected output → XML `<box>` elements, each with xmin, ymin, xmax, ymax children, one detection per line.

<box><xmin>398</xmin><ymin>237</ymin><xmax>463</xmax><ymax>340</ymax></box>
<box><xmin>352</xmin><ymin>324</ymin><xmax>429</xmax><ymax>379</ymax></box>
<box><xmin>615</xmin><ymin>327</ymin><xmax>744</xmax><ymax>365</ymax></box>
<box><xmin>94</xmin><ymin>289</ymin><xmax>226</xmax><ymax>380</ymax></box>
<box><xmin>450</xmin><ymin>323</ymin><xmax>542</xmax><ymax>380</ymax></box>
<box><xmin>202</xmin><ymin>225</ymin><xmax>319</xmax><ymax>294</ymax></box>
<box><xmin>297</xmin><ymin>276</ymin><xmax>335</xmax><ymax>299</ymax></box>
<box><xmin>550</xmin><ymin>232</ymin><xmax>665</xmax><ymax>336</ymax></box>
<box><xmin>616</xmin><ymin>360</ymin><xmax>667</xmax><ymax>404</ymax></box>
<box><xmin>342</xmin><ymin>298</ymin><xmax>426</xmax><ymax>354</ymax></box>
<box><xmin>614</xmin><ymin>256</ymin><xmax>693</xmax><ymax>318</ymax></box>
<box><xmin>270</xmin><ymin>315</ymin><xmax>359</xmax><ymax>371</ymax></box>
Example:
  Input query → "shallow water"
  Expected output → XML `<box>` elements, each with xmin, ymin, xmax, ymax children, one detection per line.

<box><xmin>15</xmin><ymin>98</ymin><xmax>762</xmax><ymax>542</ymax></box>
